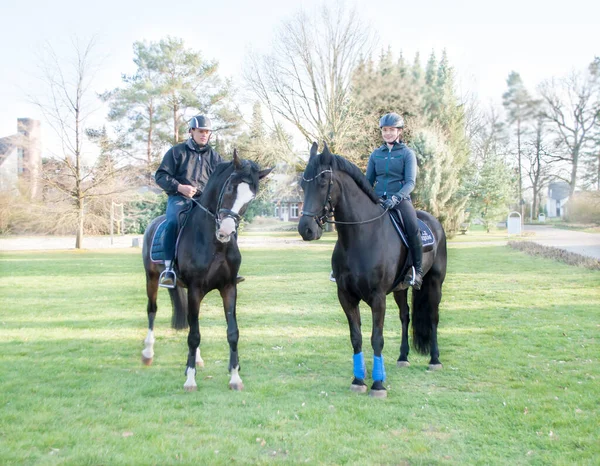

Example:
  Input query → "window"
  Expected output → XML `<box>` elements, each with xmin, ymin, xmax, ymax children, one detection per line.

<box><xmin>291</xmin><ymin>203</ymin><xmax>299</xmax><ymax>218</ymax></box>
<box><xmin>17</xmin><ymin>148</ymin><xmax>24</xmax><ymax>174</ymax></box>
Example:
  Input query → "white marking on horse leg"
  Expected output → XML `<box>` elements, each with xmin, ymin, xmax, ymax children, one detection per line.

<box><xmin>141</xmin><ymin>330</ymin><xmax>155</xmax><ymax>364</ymax></box>
<box><xmin>184</xmin><ymin>367</ymin><xmax>197</xmax><ymax>392</ymax></box>
<box><xmin>228</xmin><ymin>365</ymin><xmax>244</xmax><ymax>391</ymax></box>
<box><xmin>196</xmin><ymin>347</ymin><xmax>204</xmax><ymax>368</ymax></box>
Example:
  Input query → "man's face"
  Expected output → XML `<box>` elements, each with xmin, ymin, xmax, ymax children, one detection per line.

<box><xmin>191</xmin><ymin>128</ymin><xmax>211</xmax><ymax>146</ymax></box>
<box><xmin>381</xmin><ymin>126</ymin><xmax>401</xmax><ymax>144</ymax></box>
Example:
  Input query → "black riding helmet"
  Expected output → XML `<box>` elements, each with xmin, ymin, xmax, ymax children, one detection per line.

<box><xmin>379</xmin><ymin>112</ymin><xmax>404</xmax><ymax>128</ymax></box>
<box><xmin>189</xmin><ymin>115</ymin><xmax>212</xmax><ymax>131</ymax></box>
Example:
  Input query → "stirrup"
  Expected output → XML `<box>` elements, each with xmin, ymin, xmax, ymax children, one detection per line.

<box><xmin>403</xmin><ymin>266</ymin><xmax>422</xmax><ymax>290</ymax></box>
<box><xmin>159</xmin><ymin>268</ymin><xmax>177</xmax><ymax>289</ymax></box>
<box><xmin>329</xmin><ymin>271</ymin><xmax>336</xmax><ymax>282</ymax></box>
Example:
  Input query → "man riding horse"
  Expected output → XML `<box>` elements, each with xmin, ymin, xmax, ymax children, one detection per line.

<box><xmin>154</xmin><ymin>115</ymin><xmax>242</xmax><ymax>288</ymax></box>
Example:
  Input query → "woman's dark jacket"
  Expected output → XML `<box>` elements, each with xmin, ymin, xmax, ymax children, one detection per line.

<box><xmin>365</xmin><ymin>141</ymin><xmax>417</xmax><ymax>200</ymax></box>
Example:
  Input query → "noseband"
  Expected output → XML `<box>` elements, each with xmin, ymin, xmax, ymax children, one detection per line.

<box><xmin>301</xmin><ymin>168</ymin><xmax>333</xmax><ymax>227</ymax></box>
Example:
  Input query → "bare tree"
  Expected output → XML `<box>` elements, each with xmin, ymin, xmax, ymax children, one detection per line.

<box><xmin>539</xmin><ymin>62</ymin><xmax>600</xmax><ymax>195</ymax></box>
<box><xmin>31</xmin><ymin>38</ymin><xmax>129</xmax><ymax>248</ymax></box>
<box><xmin>244</xmin><ymin>1</ymin><xmax>376</xmax><ymax>152</ymax></box>
<box><xmin>524</xmin><ymin>113</ymin><xmax>555</xmax><ymax>216</ymax></box>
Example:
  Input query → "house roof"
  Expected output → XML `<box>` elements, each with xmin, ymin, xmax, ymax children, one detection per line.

<box><xmin>548</xmin><ymin>182</ymin><xmax>570</xmax><ymax>200</ymax></box>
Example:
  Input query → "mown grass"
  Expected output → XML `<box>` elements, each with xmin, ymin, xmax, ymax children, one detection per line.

<box><xmin>0</xmin><ymin>239</ymin><xmax>599</xmax><ymax>465</ymax></box>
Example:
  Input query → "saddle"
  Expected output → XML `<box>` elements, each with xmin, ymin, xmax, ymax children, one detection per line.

<box><xmin>150</xmin><ymin>203</ymin><xmax>194</xmax><ymax>264</ymax></box>
<box><xmin>387</xmin><ymin>209</ymin><xmax>436</xmax><ymax>291</ymax></box>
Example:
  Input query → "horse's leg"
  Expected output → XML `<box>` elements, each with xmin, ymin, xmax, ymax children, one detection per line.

<box><xmin>393</xmin><ymin>289</ymin><xmax>411</xmax><ymax>367</ymax></box>
<box><xmin>413</xmin><ymin>270</ymin><xmax>443</xmax><ymax>370</ymax></box>
<box><xmin>183</xmin><ymin>286</ymin><xmax>205</xmax><ymax>392</ymax></box>
<box><xmin>369</xmin><ymin>294</ymin><xmax>387</xmax><ymax>398</ymax></box>
<box><xmin>220</xmin><ymin>285</ymin><xmax>243</xmax><ymax>391</ymax></box>
<box><xmin>338</xmin><ymin>288</ymin><xmax>366</xmax><ymax>393</ymax></box>
<box><xmin>142</xmin><ymin>271</ymin><xmax>158</xmax><ymax>366</ymax></box>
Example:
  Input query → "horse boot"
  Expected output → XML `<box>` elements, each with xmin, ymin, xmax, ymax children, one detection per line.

<box><xmin>159</xmin><ymin>260</ymin><xmax>177</xmax><ymax>289</ymax></box>
<box><xmin>404</xmin><ymin>232</ymin><xmax>423</xmax><ymax>290</ymax></box>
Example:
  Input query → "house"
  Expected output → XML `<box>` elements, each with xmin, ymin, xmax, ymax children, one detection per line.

<box><xmin>546</xmin><ymin>181</ymin><xmax>570</xmax><ymax>218</ymax></box>
<box><xmin>0</xmin><ymin>119</ymin><xmax>42</xmax><ymax>198</ymax></box>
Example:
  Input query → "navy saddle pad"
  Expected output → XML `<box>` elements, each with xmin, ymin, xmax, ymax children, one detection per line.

<box><xmin>150</xmin><ymin>220</ymin><xmax>167</xmax><ymax>263</ymax></box>
<box><xmin>389</xmin><ymin>211</ymin><xmax>436</xmax><ymax>252</ymax></box>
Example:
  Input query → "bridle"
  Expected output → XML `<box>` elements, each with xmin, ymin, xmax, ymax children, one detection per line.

<box><xmin>191</xmin><ymin>172</ymin><xmax>243</xmax><ymax>233</ymax></box>
<box><xmin>301</xmin><ymin>166</ymin><xmax>390</xmax><ymax>226</ymax></box>
<box><xmin>301</xmin><ymin>168</ymin><xmax>334</xmax><ymax>228</ymax></box>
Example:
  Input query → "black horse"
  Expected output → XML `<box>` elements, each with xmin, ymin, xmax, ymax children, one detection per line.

<box><xmin>298</xmin><ymin>143</ymin><xmax>447</xmax><ymax>398</ymax></box>
<box><xmin>141</xmin><ymin>150</ymin><xmax>271</xmax><ymax>391</ymax></box>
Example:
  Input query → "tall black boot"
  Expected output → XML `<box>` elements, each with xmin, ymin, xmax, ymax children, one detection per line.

<box><xmin>404</xmin><ymin>233</ymin><xmax>423</xmax><ymax>290</ymax></box>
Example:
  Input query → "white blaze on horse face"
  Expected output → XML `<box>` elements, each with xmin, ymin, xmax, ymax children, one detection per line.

<box><xmin>217</xmin><ymin>182</ymin><xmax>254</xmax><ymax>241</ymax></box>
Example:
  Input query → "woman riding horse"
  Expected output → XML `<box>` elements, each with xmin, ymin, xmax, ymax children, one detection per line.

<box><xmin>298</xmin><ymin>142</ymin><xmax>447</xmax><ymax>398</ymax></box>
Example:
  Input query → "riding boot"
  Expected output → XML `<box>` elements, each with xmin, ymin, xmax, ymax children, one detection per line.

<box><xmin>236</xmin><ymin>275</ymin><xmax>245</xmax><ymax>284</ymax></box>
<box><xmin>404</xmin><ymin>233</ymin><xmax>423</xmax><ymax>290</ymax></box>
<box><xmin>159</xmin><ymin>260</ymin><xmax>177</xmax><ymax>289</ymax></box>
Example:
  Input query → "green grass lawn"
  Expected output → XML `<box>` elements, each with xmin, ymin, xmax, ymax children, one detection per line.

<box><xmin>1</xmin><ymin>239</ymin><xmax>599</xmax><ymax>465</ymax></box>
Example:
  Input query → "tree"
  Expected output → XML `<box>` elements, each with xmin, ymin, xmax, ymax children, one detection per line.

<box><xmin>468</xmin><ymin>154</ymin><xmax>515</xmax><ymax>232</ymax></box>
<box><xmin>103</xmin><ymin>37</ymin><xmax>240</xmax><ymax>167</ymax></box>
<box><xmin>30</xmin><ymin>38</ymin><xmax>126</xmax><ymax>248</ymax></box>
<box><xmin>539</xmin><ymin>59</ymin><xmax>600</xmax><ymax>195</ymax></box>
<box><xmin>503</xmin><ymin>71</ymin><xmax>535</xmax><ymax>208</ymax></box>
<box><xmin>100</xmin><ymin>41</ymin><xmax>166</xmax><ymax>175</ymax></box>
<box><xmin>244</xmin><ymin>2</ymin><xmax>375</xmax><ymax>152</ymax></box>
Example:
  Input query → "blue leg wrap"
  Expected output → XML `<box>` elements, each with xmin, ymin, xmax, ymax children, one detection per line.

<box><xmin>372</xmin><ymin>355</ymin><xmax>386</xmax><ymax>382</ymax></box>
<box><xmin>353</xmin><ymin>352</ymin><xmax>365</xmax><ymax>380</ymax></box>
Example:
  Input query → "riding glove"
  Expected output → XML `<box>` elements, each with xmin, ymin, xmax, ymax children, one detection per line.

<box><xmin>382</xmin><ymin>195</ymin><xmax>399</xmax><ymax>210</ymax></box>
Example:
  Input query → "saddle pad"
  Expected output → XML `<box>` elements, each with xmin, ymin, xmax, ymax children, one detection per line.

<box><xmin>389</xmin><ymin>210</ymin><xmax>436</xmax><ymax>252</ymax></box>
<box><xmin>150</xmin><ymin>220</ymin><xmax>167</xmax><ymax>263</ymax></box>
<box><xmin>418</xmin><ymin>219</ymin><xmax>435</xmax><ymax>249</ymax></box>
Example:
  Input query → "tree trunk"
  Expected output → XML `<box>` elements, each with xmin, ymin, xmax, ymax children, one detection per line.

<box><xmin>75</xmin><ymin>196</ymin><xmax>84</xmax><ymax>249</ymax></box>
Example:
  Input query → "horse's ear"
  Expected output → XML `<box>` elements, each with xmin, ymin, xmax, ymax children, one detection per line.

<box><xmin>258</xmin><ymin>167</ymin><xmax>273</xmax><ymax>180</ymax></box>
<box><xmin>309</xmin><ymin>141</ymin><xmax>318</xmax><ymax>160</ymax></box>
<box><xmin>233</xmin><ymin>148</ymin><xmax>242</xmax><ymax>169</ymax></box>
<box><xmin>321</xmin><ymin>141</ymin><xmax>332</xmax><ymax>164</ymax></box>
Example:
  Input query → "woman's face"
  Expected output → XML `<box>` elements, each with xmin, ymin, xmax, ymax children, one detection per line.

<box><xmin>381</xmin><ymin>126</ymin><xmax>401</xmax><ymax>144</ymax></box>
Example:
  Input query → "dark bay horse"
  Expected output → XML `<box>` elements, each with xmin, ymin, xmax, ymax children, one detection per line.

<box><xmin>298</xmin><ymin>143</ymin><xmax>447</xmax><ymax>398</ymax></box>
<box><xmin>142</xmin><ymin>150</ymin><xmax>271</xmax><ymax>391</ymax></box>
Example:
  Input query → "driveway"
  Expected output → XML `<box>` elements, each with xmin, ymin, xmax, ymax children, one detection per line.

<box><xmin>523</xmin><ymin>225</ymin><xmax>600</xmax><ymax>260</ymax></box>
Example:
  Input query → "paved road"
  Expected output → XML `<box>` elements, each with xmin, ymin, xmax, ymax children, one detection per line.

<box><xmin>523</xmin><ymin>225</ymin><xmax>600</xmax><ymax>260</ymax></box>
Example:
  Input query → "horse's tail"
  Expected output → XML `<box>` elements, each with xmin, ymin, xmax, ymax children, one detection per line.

<box><xmin>168</xmin><ymin>287</ymin><xmax>188</xmax><ymax>330</ymax></box>
<box><xmin>411</xmin><ymin>228</ymin><xmax>447</xmax><ymax>354</ymax></box>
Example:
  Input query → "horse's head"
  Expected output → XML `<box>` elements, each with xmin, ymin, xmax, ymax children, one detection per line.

<box><xmin>215</xmin><ymin>149</ymin><xmax>272</xmax><ymax>243</ymax></box>
<box><xmin>298</xmin><ymin>142</ymin><xmax>335</xmax><ymax>241</ymax></box>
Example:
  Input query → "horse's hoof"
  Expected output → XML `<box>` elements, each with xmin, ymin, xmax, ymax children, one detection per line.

<box><xmin>369</xmin><ymin>389</ymin><xmax>387</xmax><ymax>399</ymax></box>
<box><xmin>229</xmin><ymin>382</ymin><xmax>244</xmax><ymax>391</ymax></box>
<box><xmin>350</xmin><ymin>383</ymin><xmax>367</xmax><ymax>393</ymax></box>
<box><xmin>141</xmin><ymin>355</ymin><xmax>153</xmax><ymax>366</ymax></box>
<box><xmin>184</xmin><ymin>384</ymin><xmax>197</xmax><ymax>392</ymax></box>
<box><xmin>428</xmin><ymin>363</ymin><xmax>443</xmax><ymax>371</ymax></box>
<box><xmin>397</xmin><ymin>360</ymin><xmax>410</xmax><ymax>368</ymax></box>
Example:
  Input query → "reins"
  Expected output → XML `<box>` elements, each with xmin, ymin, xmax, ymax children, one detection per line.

<box><xmin>301</xmin><ymin>167</ymin><xmax>390</xmax><ymax>226</ymax></box>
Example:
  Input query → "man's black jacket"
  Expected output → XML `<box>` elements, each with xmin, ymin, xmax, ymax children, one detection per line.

<box><xmin>155</xmin><ymin>138</ymin><xmax>223</xmax><ymax>197</ymax></box>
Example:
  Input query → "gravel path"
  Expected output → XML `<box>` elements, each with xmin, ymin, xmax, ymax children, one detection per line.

<box><xmin>1</xmin><ymin>225</ymin><xmax>599</xmax><ymax>259</ymax></box>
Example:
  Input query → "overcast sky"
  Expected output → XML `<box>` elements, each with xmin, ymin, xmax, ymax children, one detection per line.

<box><xmin>1</xmin><ymin>0</ymin><xmax>598</xmax><ymax>153</ymax></box>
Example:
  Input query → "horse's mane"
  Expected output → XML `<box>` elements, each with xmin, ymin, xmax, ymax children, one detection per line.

<box><xmin>306</xmin><ymin>152</ymin><xmax>379</xmax><ymax>204</ymax></box>
<box><xmin>204</xmin><ymin>158</ymin><xmax>262</xmax><ymax>196</ymax></box>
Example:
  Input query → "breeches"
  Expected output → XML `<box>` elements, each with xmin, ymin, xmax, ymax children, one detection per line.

<box><xmin>396</xmin><ymin>199</ymin><xmax>419</xmax><ymax>238</ymax></box>
<box><xmin>163</xmin><ymin>195</ymin><xmax>193</xmax><ymax>260</ymax></box>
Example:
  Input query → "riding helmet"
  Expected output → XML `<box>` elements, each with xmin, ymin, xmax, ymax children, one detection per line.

<box><xmin>379</xmin><ymin>112</ymin><xmax>404</xmax><ymax>129</ymax></box>
<box><xmin>189</xmin><ymin>115</ymin><xmax>212</xmax><ymax>131</ymax></box>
